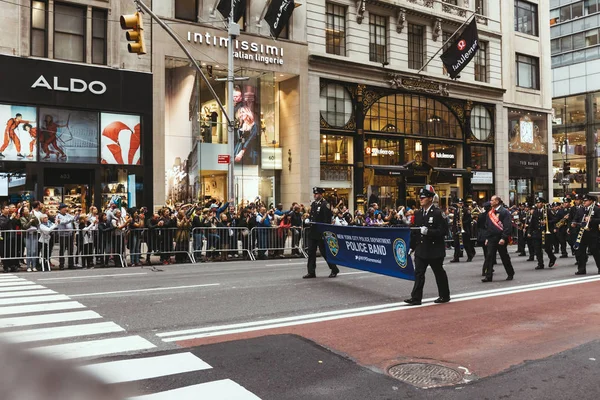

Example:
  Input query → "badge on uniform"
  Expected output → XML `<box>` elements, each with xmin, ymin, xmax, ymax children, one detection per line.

<box><xmin>317</xmin><ymin>207</ymin><xmax>321</xmax><ymax>212</ymax></box>
<box><xmin>428</xmin><ymin>216</ymin><xmax>434</xmax><ymax>224</ymax></box>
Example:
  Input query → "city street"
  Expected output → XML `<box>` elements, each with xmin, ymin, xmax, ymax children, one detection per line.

<box><xmin>1</xmin><ymin>249</ymin><xmax>600</xmax><ymax>398</ymax></box>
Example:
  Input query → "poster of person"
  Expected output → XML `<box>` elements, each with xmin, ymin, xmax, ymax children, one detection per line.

<box><xmin>100</xmin><ymin>113</ymin><xmax>141</xmax><ymax>165</ymax></box>
<box><xmin>0</xmin><ymin>104</ymin><xmax>37</xmax><ymax>161</ymax></box>
<box><xmin>38</xmin><ymin>107</ymin><xmax>98</xmax><ymax>163</ymax></box>
<box><xmin>233</xmin><ymin>85</ymin><xmax>259</xmax><ymax>165</ymax></box>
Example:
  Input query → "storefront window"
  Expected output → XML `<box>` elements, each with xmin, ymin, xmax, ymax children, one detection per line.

<box><xmin>364</xmin><ymin>138</ymin><xmax>400</xmax><ymax>166</ymax></box>
<box><xmin>427</xmin><ymin>143</ymin><xmax>458</xmax><ymax>168</ymax></box>
<box><xmin>321</xmin><ymin>134</ymin><xmax>350</xmax><ymax>164</ymax></box>
<box><xmin>566</xmin><ymin>95</ymin><xmax>586</xmax><ymax>124</ymax></box>
<box><xmin>508</xmin><ymin>109</ymin><xmax>548</xmax><ymax>154</ymax></box>
<box><xmin>471</xmin><ymin>145</ymin><xmax>493</xmax><ymax>170</ymax></box>
<box><xmin>552</xmin><ymin>97</ymin><xmax>566</xmax><ymax>126</ymax></box>
<box><xmin>320</xmin><ymin>84</ymin><xmax>353</xmax><ymax>128</ymax></box>
<box><xmin>404</xmin><ymin>139</ymin><xmax>423</xmax><ymax>164</ymax></box>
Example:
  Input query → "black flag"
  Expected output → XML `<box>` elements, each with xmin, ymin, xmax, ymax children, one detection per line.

<box><xmin>217</xmin><ymin>0</ymin><xmax>247</xmax><ymax>23</ymax></box>
<box><xmin>264</xmin><ymin>0</ymin><xmax>296</xmax><ymax>39</ymax></box>
<box><xmin>440</xmin><ymin>18</ymin><xmax>480</xmax><ymax>79</ymax></box>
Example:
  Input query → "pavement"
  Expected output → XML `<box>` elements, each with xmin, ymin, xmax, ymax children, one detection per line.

<box><xmin>2</xmin><ymin>247</ymin><xmax>600</xmax><ymax>399</ymax></box>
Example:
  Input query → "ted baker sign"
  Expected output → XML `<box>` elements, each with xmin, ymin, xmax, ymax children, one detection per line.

<box><xmin>31</xmin><ymin>75</ymin><xmax>107</xmax><ymax>95</ymax></box>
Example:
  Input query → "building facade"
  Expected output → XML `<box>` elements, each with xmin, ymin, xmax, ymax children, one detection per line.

<box><xmin>550</xmin><ymin>0</ymin><xmax>600</xmax><ymax>197</ymax></box>
<box><xmin>0</xmin><ymin>0</ymin><xmax>153</xmax><ymax>211</ymax></box>
<box><xmin>308</xmin><ymin>0</ymin><xmax>552</xmax><ymax>209</ymax></box>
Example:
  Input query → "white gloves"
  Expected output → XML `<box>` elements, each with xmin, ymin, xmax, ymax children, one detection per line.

<box><xmin>420</xmin><ymin>226</ymin><xmax>428</xmax><ymax>235</ymax></box>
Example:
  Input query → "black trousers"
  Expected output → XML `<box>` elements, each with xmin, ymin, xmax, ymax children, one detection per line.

<box><xmin>526</xmin><ymin>235</ymin><xmax>535</xmax><ymax>258</ymax></box>
<box><xmin>517</xmin><ymin>229</ymin><xmax>526</xmax><ymax>253</ymax></box>
<box><xmin>557</xmin><ymin>228</ymin><xmax>568</xmax><ymax>256</ymax></box>
<box><xmin>306</xmin><ymin>236</ymin><xmax>338</xmax><ymax>276</ymax></box>
<box><xmin>485</xmin><ymin>237</ymin><xmax>514</xmax><ymax>280</ymax></box>
<box><xmin>453</xmin><ymin>231</ymin><xmax>475</xmax><ymax>260</ymax></box>
<box><xmin>576</xmin><ymin>236</ymin><xmax>600</xmax><ymax>274</ymax></box>
<box><xmin>411</xmin><ymin>256</ymin><xmax>450</xmax><ymax>301</ymax></box>
<box><xmin>533</xmin><ymin>237</ymin><xmax>556</xmax><ymax>267</ymax></box>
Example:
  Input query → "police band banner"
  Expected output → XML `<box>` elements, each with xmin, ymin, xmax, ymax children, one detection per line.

<box><xmin>313</xmin><ymin>223</ymin><xmax>415</xmax><ymax>281</ymax></box>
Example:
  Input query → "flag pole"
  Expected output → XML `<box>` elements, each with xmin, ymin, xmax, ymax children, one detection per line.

<box><xmin>417</xmin><ymin>11</ymin><xmax>477</xmax><ymax>75</ymax></box>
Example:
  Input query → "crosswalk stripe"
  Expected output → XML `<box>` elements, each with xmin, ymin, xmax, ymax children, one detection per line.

<box><xmin>0</xmin><ymin>275</ymin><xmax>17</xmax><ymax>279</ymax></box>
<box><xmin>80</xmin><ymin>352</ymin><xmax>212</xmax><ymax>384</ymax></box>
<box><xmin>126</xmin><ymin>379</ymin><xmax>262</xmax><ymax>400</ymax></box>
<box><xmin>0</xmin><ymin>301</ymin><xmax>85</xmax><ymax>316</ymax></box>
<box><xmin>0</xmin><ymin>289</ymin><xmax>56</xmax><ymax>298</ymax></box>
<box><xmin>0</xmin><ymin>277</ymin><xmax>24</xmax><ymax>282</ymax></box>
<box><xmin>32</xmin><ymin>336</ymin><xmax>156</xmax><ymax>360</ymax></box>
<box><xmin>0</xmin><ymin>285</ymin><xmax>46</xmax><ymax>292</ymax></box>
<box><xmin>0</xmin><ymin>294</ymin><xmax>70</xmax><ymax>306</ymax></box>
<box><xmin>0</xmin><ymin>310</ymin><xmax>102</xmax><ymax>328</ymax></box>
<box><xmin>0</xmin><ymin>281</ymin><xmax>35</xmax><ymax>287</ymax></box>
<box><xmin>0</xmin><ymin>322</ymin><xmax>125</xmax><ymax>343</ymax></box>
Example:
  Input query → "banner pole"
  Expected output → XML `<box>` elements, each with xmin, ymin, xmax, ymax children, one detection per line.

<box><xmin>417</xmin><ymin>11</ymin><xmax>477</xmax><ymax>75</ymax></box>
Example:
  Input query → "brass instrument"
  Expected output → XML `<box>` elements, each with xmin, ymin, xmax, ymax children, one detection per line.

<box><xmin>541</xmin><ymin>204</ymin><xmax>550</xmax><ymax>246</ymax></box>
<box><xmin>573</xmin><ymin>203</ymin><xmax>595</xmax><ymax>250</ymax></box>
<box><xmin>457</xmin><ymin>206</ymin><xmax>464</xmax><ymax>248</ymax></box>
<box><xmin>555</xmin><ymin>216</ymin><xmax>569</xmax><ymax>229</ymax></box>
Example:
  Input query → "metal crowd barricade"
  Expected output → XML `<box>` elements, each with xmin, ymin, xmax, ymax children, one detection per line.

<box><xmin>251</xmin><ymin>226</ymin><xmax>306</xmax><ymax>259</ymax></box>
<box><xmin>0</xmin><ymin>229</ymin><xmax>44</xmax><ymax>271</ymax></box>
<box><xmin>191</xmin><ymin>227</ymin><xmax>254</xmax><ymax>261</ymax></box>
<box><xmin>126</xmin><ymin>227</ymin><xmax>196</xmax><ymax>265</ymax></box>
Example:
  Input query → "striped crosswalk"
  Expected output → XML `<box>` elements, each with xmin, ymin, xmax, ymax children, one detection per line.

<box><xmin>0</xmin><ymin>273</ymin><xmax>262</xmax><ymax>399</ymax></box>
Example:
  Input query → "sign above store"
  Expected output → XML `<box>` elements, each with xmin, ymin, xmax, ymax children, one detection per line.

<box><xmin>365</xmin><ymin>147</ymin><xmax>394</xmax><ymax>156</ymax></box>
<box><xmin>31</xmin><ymin>75</ymin><xmax>107</xmax><ymax>95</ymax></box>
<box><xmin>217</xmin><ymin>154</ymin><xmax>231</xmax><ymax>164</ymax></box>
<box><xmin>187</xmin><ymin>31</ymin><xmax>284</xmax><ymax>65</ymax></box>
<box><xmin>471</xmin><ymin>171</ymin><xmax>493</xmax><ymax>185</ymax></box>
<box><xmin>429</xmin><ymin>151</ymin><xmax>455</xmax><ymax>159</ymax></box>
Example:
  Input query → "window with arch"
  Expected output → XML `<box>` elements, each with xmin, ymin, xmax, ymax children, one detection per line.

<box><xmin>470</xmin><ymin>105</ymin><xmax>493</xmax><ymax>141</ymax></box>
<box><xmin>320</xmin><ymin>84</ymin><xmax>353</xmax><ymax>128</ymax></box>
<box><xmin>365</xmin><ymin>94</ymin><xmax>462</xmax><ymax>139</ymax></box>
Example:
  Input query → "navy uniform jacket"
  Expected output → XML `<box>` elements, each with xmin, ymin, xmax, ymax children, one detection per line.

<box><xmin>573</xmin><ymin>205</ymin><xmax>600</xmax><ymax>240</ymax></box>
<box><xmin>530</xmin><ymin>208</ymin><xmax>545</xmax><ymax>239</ymax></box>
<box><xmin>307</xmin><ymin>198</ymin><xmax>333</xmax><ymax>240</ymax></box>
<box><xmin>410</xmin><ymin>205</ymin><xmax>448</xmax><ymax>260</ymax></box>
<box><xmin>485</xmin><ymin>206</ymin><xmax>512</xmax><ymax>242</ymax></box>
<box><xmin>451</xmin><ymin>206</ymin><xmax>472</xmax><ymax>233</ymax></box>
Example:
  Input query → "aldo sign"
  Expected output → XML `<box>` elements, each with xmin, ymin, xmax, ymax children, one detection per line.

<box><xmin>31</xmin><ymin>75</ymin><xmax>107</xmax><ymax>95</ymax></box>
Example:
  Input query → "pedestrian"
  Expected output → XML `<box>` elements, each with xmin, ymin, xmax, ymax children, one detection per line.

<box><xmin>481</xmin><ymin>195</ymin><xmax>515</xmax><ymax>282</ymax></box>
<box><xmin>20</xmin><ymin>206</ymin><xmax>39</xmax><ymax>272</ymax></box>
<box><xmin>404</xmin><ymin>185</ymin><xmax>450</xmax><ymax>306</ymax></box>
<box><xmin>303</xmin><ymin>187</ymin><xmax>340</xmax><ymax>279</ymax></box>
<box><xmin>56</xmin><ymin>203</ymin><xmax>76</xmax><ymax>270</ymax></box>
<box><xmin>38</xmin><ymin>214</ymin><xmax>58</xmax><ymax>270</ymax></box>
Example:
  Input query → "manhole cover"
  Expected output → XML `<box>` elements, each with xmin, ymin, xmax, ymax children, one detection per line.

<box><xmin>388</xmin><ymin>363</ymin><xmax>462</xmax><ymax>388</ymax></box>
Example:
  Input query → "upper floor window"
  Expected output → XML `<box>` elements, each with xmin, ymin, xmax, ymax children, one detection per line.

<box><xmin>587</xmin><ymin>0</ymin><xmax>599</xmax><ymax>15</ymax></box>
<box><xmin>326</xmin><ymin>2</ymin><xmax>346</xmax><ymax>56</ymax></box>
<box><xmin>320</xmin><ymin>84</ymin><xmax>353</xmax><ymax>128</ymax></box>
<box><xmin>54</xmin><ymin>3</ymin><xmax>86</xmax><ymax>62</ymax></box>
<box><xmin>474</xmin><ymin>41</ymin><xmax>488</xmax><ymax>82</ymax></box>
<box><xmin>475</xmin><ymin>0</ymin><xmax>486</xmax><ymax>15</ymax></box>
<box><xmin>516</xmin><ymin>54</ymin><xmax>539</xmax><ymax>90</ymax></box>
<box><xmin>514</xmin><ymin>0</ymin><xmax>538</xmax><ymax>36</ymax></box>
<box><xmin>470</xmin><ymin>105</ymin><xmax>492</xmax><ymax>140</ymax></box>
<box><xmin>408</xmin><ymin>24</ymin><xmax>424</xmax><ymax>70</ymax></box>
<box><xmin>30</xmin><ymin>1</ymin><xmax>47</xmax><ymax>57</ymax></box>
<box><xmin>92</xmin><ymin>9</ymin><xmax>107</xmax><ymax>65</ymax></box>
<box><xmin>175</xmin><ymin>0</ymin><xmax>197</xmax><ymax>22</ymax></box>
<box><xmin>369</xmin><ymin>14</ymin><xmax>387</xmax><ymax>64</ymax></box>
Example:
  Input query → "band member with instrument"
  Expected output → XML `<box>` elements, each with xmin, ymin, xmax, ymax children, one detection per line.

<box><xmin>524</xmin><ymin>204</ymin><xmax>535</xmax><ymax>261</ymax></box>
<box><xmin>404</xmin><ymin>185</ymin><xmax>450</xmax><ymax>306</ymax></box>
<box><xmin>529</xmin><ymin>198</ymin><xmax>556</xmax><ymax>270</ymax></box>
<box><xmin>515</xmin><ymin>203</ymin><xmax>528</xmax><ymax>257</ymax></box>
<box><xmin>568</xmin><ymin>194</ymin><xmax>584</xmax><ymax>255</ymax></box>
<box><xmin>482</xmin><ymin>195</ymin><xmax>515</xmax><ymax>282</ymax></box>
<box><xmin>555</xmin><ymin>198</ymin><xmax>571</xmax><ymax>258</ymax></box>
<box><xmin>573</xmin><ymin>194</ymin><xmax>600</xmax><ymax>275</ymax></box>
<box><xmin>450</xmin><ymin>198</ymin><xmax>475</xmax><ymax>263</ymax></box>
<box><xmin>551</xmin><ymin>202</ymin><xmax>561</xmax><ymax>254</ymax></box>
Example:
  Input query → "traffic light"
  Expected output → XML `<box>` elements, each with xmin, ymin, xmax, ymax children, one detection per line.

<box><xmin>564</xmin><ymin>162</ymin><xmax>571</xmax><ymax>175</ymax></box>
<box><xmin>120</xmin><ymin>12</ymin><xmax>146</xmax><ymax>55</ymax></box>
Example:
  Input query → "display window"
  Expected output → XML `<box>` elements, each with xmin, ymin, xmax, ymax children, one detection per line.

<box><xmin>471</xmin><ymin>145</ymin><xmax>493</xmax><ymax>170</ymax></box>
<box><xmin>100</xmin><ymin>113</ymin><xmax>141</xmax><ymax>165</ymax></box>
<box><xmin>0</xmin><ymin>104</ymin><xmax>38</xmax><ymax>161</ymax></box>
<box><xmin>508</xmin><ymin>109</ymin><xmax>548</xmax><ymax>155</ymax></box>
<box><xmin>427</xmin><ymin>143</ymin><xmax>460</xmax><ymax>168</ymax></box>
<box><xmin>364</xmin><ymin>137</ymin><xmax>401</xmax><ymax>166</ymax></box>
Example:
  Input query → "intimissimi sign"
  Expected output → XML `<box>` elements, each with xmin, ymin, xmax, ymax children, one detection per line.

<box><xmin>187</xmin><ymin>31</ymin><xmax>284</xmax><ymax>65</ymax></box>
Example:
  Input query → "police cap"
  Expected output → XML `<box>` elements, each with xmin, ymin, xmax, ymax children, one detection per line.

<box><xmin>456</xmin><ymin>198</ymin><xmax>465</xmax><ymax>203</ymax></box>
<box><xmin>419</xmin><ymin>184</ymin><xmax>436</xmax><ymax>198</ymax></box>
<box><xmin>312</xmin><ymin>187</ymin><xmax>325</xmax><ymax>194</ymax></box>
<box><xmin>535</xmin><ymin>197</ymin><xmax>546</xmax><ymax>204</ymax></box>
<box><xmin>583</xmin><ymin>194</ymin><xmax>597</xmax><ymax>202</ymax></box>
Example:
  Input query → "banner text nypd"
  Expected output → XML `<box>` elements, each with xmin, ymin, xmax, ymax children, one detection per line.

<box><xmin>337</xmin><ymin>234</ymin><xmax>390</xmax><ymax>256</ymax></box>
<box><xmin>187</xmin><ymin>32</ymin><xmax>284</xmax><ymax>65</ymax></box>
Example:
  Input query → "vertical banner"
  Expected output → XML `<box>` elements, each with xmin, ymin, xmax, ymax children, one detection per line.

<box><xmin>440</xmin><ymin>18</ymin><xmax>480</xmax><ymax>79</ymax></box>
<box><xmin>217</xmin><ymin>0</ymin><xmax>247</xmax><ymax>23</ymax></box>
<box><xmin>313</xmin><ymin>224</ymin><xmax>415</xmax><ymax>281</ymax></box>
<box><xmin>264</xmin><ymin>0</ymin><xmax>296</xmax><ymax>39</ymax></box>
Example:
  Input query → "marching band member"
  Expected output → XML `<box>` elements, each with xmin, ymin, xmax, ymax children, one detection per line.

<box><xmin>573</xmin><ymin>194</ymin><xmax>600</xmax><ymax>275</ymax></box>
<box><xmin>449</xmin><ymin>198</ymin><xmax>475</xmax><ymax>263</ymax></box>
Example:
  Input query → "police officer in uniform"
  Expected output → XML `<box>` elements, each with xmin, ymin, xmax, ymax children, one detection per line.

<box><xmin>303</xmin><ymin>187</ymin><xmax>340</xmax><ymax>279</ymax></box>
<box><xmin>404</xmin><ymin>185</ymin><xmax>450</xmax><ymax>306</ymax></box>
<box><xmin>568</xmin><ymin>194</ymin><xmax>584</xmax><ymax>256</ymax></box>
<box><xmin>524</xmin><ymin>204</ymin><xmax>535</xmax><ymax>261</ymax></box>
<box><xmin>450</xmin><ymin>198</ymin><xmax>475</xmax><ymax>263</ymax></box>
<box><xmin>516</xmin><ymin>203</ymin><xmax>527</xmax><ymax>256</ymax></box>
<box><xmin>573</xmin><ymin>194</ymin><xmax>600</xmax><ymax>275</ymax></box>
<box><xmin>529</xmin><ymin>197</ymin><xmax>557</xmax><ymax>270</ymax></box>
<box><xmin>555</xmin><ymin>198</ymin><xmax>571</xmax><ymax>258</ymax></box>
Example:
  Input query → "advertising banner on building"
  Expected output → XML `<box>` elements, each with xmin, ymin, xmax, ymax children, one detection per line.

<box><xmin>440</xmin><ymin>18</ymin><xmax>480</xmax><ymax>79</ymax></box>
<box><xmin>217</xmin><ymin>0</ymin><xmax>247</xmax><ymax>23</ymax></box>
<box><xmin>313</xmin><ymin>223</ymin><xmax>415</xmax><ymax>281</ymax></box>
<box><xmin>100</xmin><ymin>113</ymin><xmax>141</xmax><ymax>165</ymax></box>
<box><xmin>38</xmin><ymin>107</ymin><xmax>98</xmax><ymax>163</ymax></box>
<box><xmin>0</xmin><ymin>104</ymin><xmax>37</xmax><ymax>161</ymax></box>
<box><xmin>234</xmin><ymin>84</ymin><xmax>260</xmax><ymax>165</ymax></box>
<box><xmin>264</xmin><ymin>0</ymin><xmax>296</xmax><ymax>39</ymax></box>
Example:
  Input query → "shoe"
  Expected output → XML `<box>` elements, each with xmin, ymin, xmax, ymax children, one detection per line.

<box><xmin>481</xmin><ymin>278</ymin><xmax>493</xmax><ymax>282</ymax></box>
<box><xmin>16</xmin><ymin>153</ymin><xmax>24</xmax><ymax>158</ymax></box>
<box><xmin>302</xmin><ymin>274</ymin><xmax>316</xmax><ymax>279</ymax></box>
<box><xmin>434</xmin><ymin>297</ymin><xmax>450</xmax><ymax>304</ymax></box>
<box><xmin>450</xmin><ymin>259</ymin><xmax>460</xmax><ymax>263</ymax></box>
<box><xmin>535</xmin><ymin>266</ymin><xmax>544</xmax><ymax>270</ymax></box>
<box><xmin>575</xmin><ymin>271</ymin><xmax>586</xmax><ymax>275</ymax></box>
<box><xmin>59</xmin><ymin>265</ymin><xmax>64</xmax><ymax>270</ymax></box>
<box><xmin>0</xmin><ymin>153</ymin><xmax>4</xmax><ymax>158</ymax></box>
<box><xmin>574</xmin><ymin>261</ymin><xmax>579</xmax><ymax>265</ymax></box>
<box><xmin>404</xmin><ymin>298</ymin><xmax>421</xmax><ymax>306</ymax></box>
<box><xmin>26</xmin><ymin>268</ymin><xmax>32</xmax><ymax>272</ymax></box>
<box><xmin>32</xmin><ymin>268</ymin><xmax>37</xmax><ymax>272</ymax></box>
<box><xmin>549</xmin><ymin>259</ymin><xmax>556</xmax><ymax>268</ymax></box>
<box><xmin>527</xmin><ymin>258</ymin><xmax>534</xmax><ymax>261</ymax></box>
<box><xmin>506</xmin><ymin>275</ymin><xmax>514</xmax><ymax>281</ymax></box>
<box><xmin>518</xmin><ymin>253</ymin><xmax>527</xmax><ymax>256</ymax></box>
<box><xmin>560</xmin><ymin>254</ymin><xmax>568</xmax><ymax>258</ymax></box>
<box><xmin>328</xmin><ymin>272</ymin><xmax>338</xmax><ymax>278</ymax></box>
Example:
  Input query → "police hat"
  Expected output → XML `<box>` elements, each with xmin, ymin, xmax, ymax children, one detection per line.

<box><xmin>523</xmin><ymin>202</ymin><xmax>530</xmax><ymax>208</ymax></box>
<box><xmin>583</xmin><ymin>194</ymin><xmax>597</xmax><ymax>202</ymax></box>
<box><xmin>313</xmin><ymin>187</ymin><xmax>325</xmax><ymax>194</ymax></box>
<box><xmin>419</xmin><ymin>184</ymin><xmax>436</xmax><ymax>198</ymax></box>
<box><xmin>456</xmin><ymin>198</ymin><xmax>465</xmax><ymax>203</ymax></box>
<box><xmin>562</xmin><ymin>197</ymin><xmax>571</xmax><ymax>203</ymax></box>
<box><xmin>574</xmin><ymin>194</ymin><xmax>583</xmax><ymax>200</ymax></box>
<box><xmin>535</xmin><ymin>197</ymin><xmax>546</xmax><ymax>204</ymax></box>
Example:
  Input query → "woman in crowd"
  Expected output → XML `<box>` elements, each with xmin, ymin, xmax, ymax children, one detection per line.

<box><xmin>20</xmin><ymin>207</ymin><xmax>39</xmax><ymax>272</ymax></box>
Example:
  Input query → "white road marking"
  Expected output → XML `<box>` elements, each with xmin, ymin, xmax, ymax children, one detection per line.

<box><xmin>32</xmin><ymin>336</ymin><xmax>156</xmax><ymax>360</ymax></box>
<box><xmin>160</xmin><ymin>275</ymin><xmax>600</xmax><ymax>342</ymax></box>
<box><xmin>0</xmin><ymin>322</ymin><xmax>125</xmax><ymax>343</ymax></box>
<box><xmin>0</xmin><ymin>310</ymin><xmax>102</xmax><ymax>328</ymax></box>
<box><xmin>0</xmin><ymin>281</ymin><xmax>35</xmax><ymax>287</ymax></box>
<box><xmin>69</xmin><ymin>283</ymin><xmax>220</xmax><ymax>298</ymax></box>
<box><xmin>0</xmin><ymin>277</ymin><xmax>24</xmax><ymax>282</ymax></box>
<box><xmin>0</xmin><ymin>289</ymin><xmax>56</xmax><ymax>298</ymax></box>
<box><xmin>0</xmin><ymin>294</ymin><xmax>70</xmax><ymax>306</ymax></box>
<box><xmin>37</xmin><ymin>273</ymin><xmax>148</xmax><ymax>282</ymax></box>
<box><xmin>0</xmin><ymin>274</ymin><xmax>16</xmax><ymax>279</ymax></box>
<box><xmin>0</xmin><ymin>301</ymin><xmax>85</xmax><ymax>316</ymax></box>
<box><xmin>0</xmin><ymin>285</ymin><xmax>46</xmax><ymax>292</ymax></box>
<box><xmin>80</xmin><ymin>352</ymin><xmax>212</xmax><ymax>384</ymax></box>
<box><xmin>126</xmin><ymin>379</ymin><xmax>261</xmax><ymax>400</ymax></box>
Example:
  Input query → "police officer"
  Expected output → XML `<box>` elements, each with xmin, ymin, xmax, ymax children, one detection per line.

<box><xmin>573</xmin><ymin>194</ymin><xmax>600</xmax><ymax>275</ymax></box>
<box><xmin>515</xmin><ymin>203</ymin><xmax>527</xmax><ymax>257</ymax></box>
<box><xmin>568</xmin><ymin>194</ymin><xmax>584</xmax><ymax>256</ymax></box>
<box><xmin>404</xmin><ymin>185</ymin><xmax>450</xmax><ymax>306</ymax></box>
<box><xmin>303</xmin><ymin>187</ymin><xmax>340</xmax><ymax>279</ymax></box>
<box><xmin>450</xmin><ymin>198</ymin><xmax>475</xmax><ymax>263</ymax></box>
<box><xmin>524</xmin><ymin>204</ymin><xmax>535</xmax><ymax>261</ymax></box>
<box><xmin>555</xmin><ymin>198</ymin><xmax>571</xmax><ymax>258</ymax></box>
<box><xmin>529</xmin><ymin>197</ymin><xmax>556</xmax><ymax>270</ymax></box>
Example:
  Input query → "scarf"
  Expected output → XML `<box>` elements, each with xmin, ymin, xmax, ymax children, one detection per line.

<box><xmin>489</xmin><ymin>208</ymin><xmax>503</xmax><ymax>232</ymax></box>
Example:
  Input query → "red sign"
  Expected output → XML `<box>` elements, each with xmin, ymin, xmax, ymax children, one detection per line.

<box><xmin>218</xmin><ymin>155</ymin><xmax>231</xmax><ymax>164</ymax></box>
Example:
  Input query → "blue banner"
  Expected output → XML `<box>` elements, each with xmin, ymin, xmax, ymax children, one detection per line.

<box><xmin>313</xmin><ymin>224</ymin><xmax>415</xmax><ymax>281</ymax></box>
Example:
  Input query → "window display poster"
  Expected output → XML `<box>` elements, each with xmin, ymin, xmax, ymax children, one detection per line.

<box><xmin>234</xmin><ymin>85</ymin><xmax>260</xmax><ymax>165</ymax></box>
<box><xmin>100</xmin><ymin>113</ymin><xmax>141</xmax><ymax>165</ymax></box>
<box><xmin>0</xmin><ymin>104</ymin><xmax>38</xmax><ymax>161</ymax></box>
<box><xmin>38</xmin><ymin>107</ymin><xmax>99</xmax><ymax>163</ymax></box>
